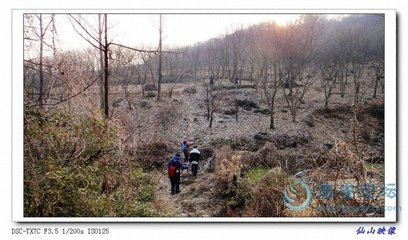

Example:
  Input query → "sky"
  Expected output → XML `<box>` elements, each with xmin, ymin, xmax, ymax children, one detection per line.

<box><xmin>53</xmin><ymin>14</ymin><xmax>303</xmax><ymax>51</ymax></box>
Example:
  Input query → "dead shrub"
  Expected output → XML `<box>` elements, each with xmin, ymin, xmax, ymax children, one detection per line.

<box><xmin>213</xmin><ymin>146</ymin><xmax>254</xmax><ymax>216</ymax></box>
<box><xmin>134</xmin><ymin>141</ymin><xmax>171</xmax><ymax>170</ymax></box>
<box><xmin>144</xmin><ymin>84</ymin><xmax>157</xmax><ymax>91</ymax></box>
<box><xmin>253</xmin><ymin>132</ymin><xmax>270</xmax><ymax>142</ymax></box>
<box><xmin>360</xmin><ymin>129</ymin><xmax>371</xmax><ymax>143</ymax></box>
<box><xmin>303</xmin><ymin>145</ymin><xmax>330</xmax><ymax>168</ymax></box>
<box><xmin>200</xmin><ymin>144</ymin><xmax>215</xmax><ymax>160</ymax></box>
<box><xmin>145</xmin><ymin>91</ymin><xmax>156</xmax><ymax>98</ymax></box>
<box><xmin>270</xmin><ymin>132</ymin><xmax>310</xmax><ymax>149</ymax></box>
<box><xmin>210</xmin><ymin>137</ymin><xmax>260</xmax><ymax>152</ymax></box>
<box><xmin>182</xmin><ymin>87</ymin><xmax>197</xmax><ymax>94</ymax></box>
<box><xmin>307</xmin><ymin>139</ymin><xmax>374</xmax><ymax>217</ymax></box>
<box><xmin>327</xmin><ymin>140</ymin><xmax>366</xmax><ymax>181</ymax></box>
<box><xmin>276</xmin><ymin>150</ymin><xmax>305</xmax><ymax>175</ymax></box>
<box><xmin>308</xmin><ymin>140</ymin><xmax>366</xmax><ymax>183</ymax></box>
<box><xmin>214</xmin><ymin>146</ymin><xmax>242</xmax><ymax>198</ymax></box>
<box><xmin>314</xmin><ymin>106</ymin><xmax>351</xmax><ymax>119</ymax></box>
<box><xmin>244</xmin><ymin>167</ymin><xmax>288</xmax><ymax>217</ymax></box>
<box><xmin>366</xmin><ymin>99</ymin><xmax>384</xmax><ymax>122</ymax></box>
<box><xmin>140</xmin><ymin>100</ymin><xmax>151</xmax><ymax>109</ymax></box>
<box><xmin>240</xmin><ymin>142</ymin><xmax>281</xmax><ymax>169</ymax></box>
<box><xmin>155</xmin><ymin>103</ymin><xmax>177</xmax><ymax>127</ymax></box>
<box><xmin>223</xmin><ymin>108</ymin><xmax>237</xmax><ymax>115</ymax></box>
<box><xmin>303</xmin><ymin>117</ymin><xmax>315</xmax><ymax>127</ymax></box>
<box><xmin>236</xmin><ymin>99</ymin><xmax>259</xmax><ymax>111</ymax></box>
<box><xmin>253</xmin><ymin>108</ymin><xmax>270</xmax><ymax>115</ymax></box>
<box><xmin>255</xmin><ymin>142</ymin><xmax>280</xmax><ymax>167</ymax></box>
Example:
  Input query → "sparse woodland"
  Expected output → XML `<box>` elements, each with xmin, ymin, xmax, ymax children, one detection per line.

<box><xmin>23</xmin><ymin>14</ymin><xmax>386</xmax><ymax>217</ymax></box>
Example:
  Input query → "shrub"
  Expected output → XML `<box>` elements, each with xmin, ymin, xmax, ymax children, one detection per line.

<box><xmin>360</xmin><ymin>129</ymin><xmax>371</xmax><ymax>142</ymax></box>
<box><xmin>253</xmin><ymin>108</ymin><xmax>270</xmax><ymax>115</ymax></box>
<box><xmin>24</xmin><ymin>108</ymin><xmax>165</xmax><ymax>217</ymax></box>
<box><xmin>182</xmin><ymin>87</ymin><xmax>197</xmax><ymax>94</ymax></box>
<box><xmin>224</xmin><ymin>108</ymin><xmax>237</xmax><ymax>115</ymax></box>
<box><xmin>134</xmin><ymin>142</ymin><xmax>171</xmax><ymax>170</ymax></box>
<box><xmin>236</xmin><ymin>99</ymin><xmax>259</xmax><ymax>111</ymax></box>
<box><xmin>144</xmin><ymin>84</ymin><xmax>157</xmax><ymax>91</ymax></box>
<box><xmin>214</xmin><ymin>146</ymin><xmax>242</xmax><ymax>198</ymax></box>
<box><xmin>240</xmin><ymin>142</ymin><xmax>281</xmax><ymax>168</ymax></box>
<box><xmin>145</xmin><ymin>91</ymin><xmax>156</xmax><ymax>98</ymax></box>
<box><xmin>303</xmin><ymin>117</ymin><xmax>315</xmax><ymax>127</ymax></box>
<box><xmin>270</xmin><ymin>132</ymin><xmax>310</xmax><ymax>149</ymax></box>
<box><xmin>243</xmin><ymin>167</ymin><xmax>288</xmax><ymax>217</ymax></box>
<box><xmin>213</xmin><ymin>146</ymin><xmax>252</xmax><ymax>216</ymax></box>
<box><xmin>24</xmin><ymin>108</ymin><xmax>118</xmax><ymax>166</ymax></box>
<box><xmin>140</xmin><ymin>100</ymin><xmax>151</xmax><ymax>108</ymax></box>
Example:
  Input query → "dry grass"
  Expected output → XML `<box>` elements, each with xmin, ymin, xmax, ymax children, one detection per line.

<box><xmin>214</xmin><ymin>146</ymin><xmax>242</xmax><ymax>198</ymax></box>
<box><xmin>240</xmin><ymin>142</ymin><xmax>281</xmax><ymax>169</ymax></box>
<box><xmin>244</xmin><ymin>167</ymin><xmax>288</xmax><ymax>217</ymax></box>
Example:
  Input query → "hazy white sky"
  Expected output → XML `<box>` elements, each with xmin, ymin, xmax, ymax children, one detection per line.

<box><xmin>54</xmin><ymin>14</ymin><xmax>303</xmax><ymax>50</ymax></box>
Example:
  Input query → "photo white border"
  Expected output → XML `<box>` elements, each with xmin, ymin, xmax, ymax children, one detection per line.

<box><xmin>12</xmin><ymin>8</ymin><xmax>397</xmax><ymax>223</ymax></box>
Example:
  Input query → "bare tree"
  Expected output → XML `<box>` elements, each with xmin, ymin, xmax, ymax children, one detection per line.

<box><xmin>98</xmin><ymin>14</ymin><xmax>105</xmax><ymax>110</ymax></box>
<box><xmin>139</xmin><ymin>52</ymin><xmax>155</xmax><ymax>97</ymax></box>
<box><xmin>372</xmin><ymin>61</ymin><xmax>384</xmax><ymax>98</ymax></box>
<box><xmin>24</xmin><ymin>14</ymin><xmax>57</xmax><ymax>108</ymax></box>
<box><xmin>163</xmin><ymin>52</ymin><xmax>185</xmax><ymax>98</ymax></box>
<box><xmin>157</xmin><ymin>14</ymin><xmax>163</xmax><ymax>101</ymax></box>
<box><xmin>208</xmin><ymin>84</ymin><xmax>219</xmax><ymax>128</ymax></box>
<box><xmin>254</xmin><ymin>22</ymin><xmax>283</xmax><ymax>129</ymax></box>
<box><xmin>103</xmin><ymin>14</ymin><xmax>110</xmax><ymax>118</ymax></box>
<box><xmin>69</xmin><ymin>14</ymin><xmax>173</xmax><ymax>117</ymax></box>
<box><xmin>279</xmin><ymin>16</ymin><xmax>322</xmax><ymax>122</ymax></box>
<box><xmin>264</xmin><ymin>63</ymin><xmax>283</xmax><ymax>129</ymax></box>
<box><xmin>24</xmin><ymin>49</ymin><xmax>101</xmax><ymax>110</ymax></box>
<box><xmin>111</xmin><ymin>47</ymin><xmax>137</xmax><ymax>109</ymax></box>
<box><xmin>69</xmin><ymin>14</ymin><xmax>111</xmax><ymax>118</ymax></box>
<box><xmin>329</xmin><ymin>25</ymin><xmax>353</xmax><ymax>98</ymax></box>
<box><xmin>319</xmin><ymin>63</ymin><xmax>338</xmax><ymax>108</ymax></box>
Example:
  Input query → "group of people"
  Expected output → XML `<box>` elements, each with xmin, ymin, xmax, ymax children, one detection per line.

<box><xmin>166</xmin><ymin>140</ymin><xmax>201</xmax><ymax>195</ymax></box>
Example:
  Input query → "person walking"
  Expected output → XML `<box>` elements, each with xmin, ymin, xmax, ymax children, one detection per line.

<box><xmin>167</xmin><ymin>153</ymin><xmax>186</xmax><ymax>195</ymax></box>
<box><xmin>189</xmin><ymin>146</ymin><xmax>201</xmax><ymax>176</ymax></box>
<box><xmin>181</xmin><ymin>140</ymin><xmax>188</xmax><ymax>162</ymax></box>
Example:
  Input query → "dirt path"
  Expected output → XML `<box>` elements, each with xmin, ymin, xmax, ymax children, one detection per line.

<box><xmin>157</xmin><ymin>169</ymin><xmax>216</xmax><ymax>217</ymax></box>
<box><xmin>179</xmin><ymin>85</ymin><xmax>206</xmax><ymax>144</ymax></box>
<box><xmin>155</xmin><ymin>85</ymin><xmax>218</xmax><ymax>217</ymax></box>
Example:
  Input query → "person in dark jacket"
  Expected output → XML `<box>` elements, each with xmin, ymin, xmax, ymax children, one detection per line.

<box><xmin>167</xmin><ymin>153</ymin><xmax>187</xmax><ymax>195</ymax></box>
<box><xmin>189</xmin><ymin>146</ymin><xmax>201</xmax><ymax>176</ymax></box>
<box><xmin>181</xmin><ymin>140</ymin><xmax>188</xmax><ymax>162</ymax></box>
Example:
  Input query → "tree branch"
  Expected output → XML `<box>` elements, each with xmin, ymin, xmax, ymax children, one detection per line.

<box><xmin>68</xmin><ymin>14</ymin><xmax>104</xmax><ymax>51</ymax></box>
<box><xmin>25</xmin><ymin>73</ymin><xmax>101</xmax><ymax>107</ymax></box>
<box><xmin>110</xmin><ymin>42</ymin><xmax>183</xmax><ymax>55</ymax></box>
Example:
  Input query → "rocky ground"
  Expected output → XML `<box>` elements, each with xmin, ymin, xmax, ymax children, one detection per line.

<box><xmin>112</xmin><ymin>77</ymin><xmax>384</xmax><ymax>217</ymax></box>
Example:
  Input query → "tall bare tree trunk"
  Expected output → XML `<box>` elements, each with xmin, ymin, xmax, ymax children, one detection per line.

<box><xmin>206</xmin><ymin>84</ymin><xmax>210</xmax><ymax>120</ymax></box>
<box><xmin>269</xmin><ymin>98</ymin><xmax>275</xmax><ymax>129</ymax></box>
<box><xmin>157</xmin><ymin>14</ymin><xmax>163</xmax><ymax>101</ymax></box>
<box><xmin>39</xmin><ymin>14</ymin><xmax>44</xmax><ymax>108</ymax></box>
<box><xmin>103</xmin><ymin>14</ymin><xmax>109</xmax><ymax>118</ymax></box>
<box><xmin>98</xmin><ymin>14</ymin><xmax>105</xmax><ymax>110</ymax></box>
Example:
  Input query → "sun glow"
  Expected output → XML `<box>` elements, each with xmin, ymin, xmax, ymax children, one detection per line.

<box><xmin>269</xmin><ymin>14</ymin><xmax>300</xmax><ymax>26</ymax></box>
<box><xmin>45</xmin><ymin>14</ymin><xmax>331</xmax><ymax>51</ymax></box>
